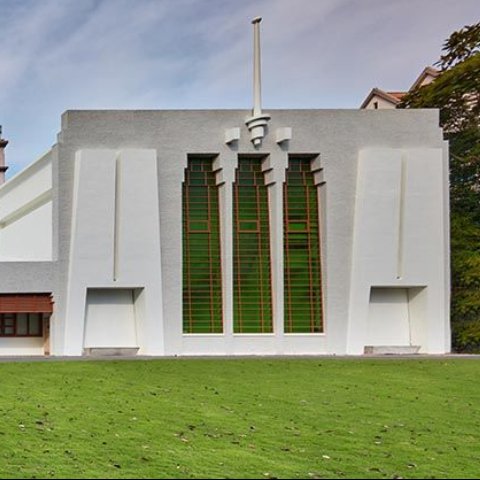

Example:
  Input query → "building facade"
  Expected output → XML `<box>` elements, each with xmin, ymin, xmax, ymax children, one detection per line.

<box><xmin>0</xmin><ymin>108</ymin><xmax>450</xmax><ymax>356</ymax></box>
<box><xmin>360</xmin><ymin>66</ymin><xmax>440</xmax><ymax>109</ymax></box>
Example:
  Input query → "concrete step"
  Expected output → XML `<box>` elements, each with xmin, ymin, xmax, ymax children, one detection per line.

<box><xmin>84</xmin><ymin>347</ymin><xmax>139</xmax><ymax>357</ymax></box>
<box><xmin>364</xmin><ymin>345</ymin><xmax>421</xmax><ymax>355</ymax></box>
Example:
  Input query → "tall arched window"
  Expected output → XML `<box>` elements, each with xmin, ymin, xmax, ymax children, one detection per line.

<box><xmin>284</xmin><ymin>157</ymin><xmax>323</xmax><ymax>333</ymax></box>
<box><xmin>233</xmin><ymin>157</ymin><xmax>273</xmax><ymax>333</ymax></box>
<box><xmin>182</xmin><ymin>157</ymin><xmax>223</xmax><ymax>333</ymax></box>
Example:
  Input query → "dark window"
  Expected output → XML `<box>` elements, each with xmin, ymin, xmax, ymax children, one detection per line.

<box><xmin>0</xmin><ymin>313</ymin><xmax>43</xmax><ymax>337</ymax></box>
<box><xmin>183</xmin><ymin>157</ymin><xmax>223</xmax><ymax>333</ymax></box>
<box><xmin>233</xmin><ymin>158</ymin><xmax>273</xmax><ymax>333</ymax></box>
<box><xmin>284</xmin><ymin>157</ymin><xmax>324</xmax><ymax>333</ymax></box>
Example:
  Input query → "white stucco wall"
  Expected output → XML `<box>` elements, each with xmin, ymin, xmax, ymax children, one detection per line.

<box><xmin>347</xmin><ymin>147</ymin><xmax>450</xmax><ymax>354</ymax></box>
<box><xmin>0</xmin><ymin>153</ymin><xmax>53</xmax><ymax>261</ymax></box>
<box><xmin>0</xmin><ymin>154</ymin><xmax>52</xmax><ymax>219</ymax></box>
<box><xmin>0</xmin><ymin>201</ymin><xmax>52</xmax><ymax>261</ymax></box>
<box><xmin>0</xmin><ymin>337</ymin><xmax>44</xmax><ymax>355</ymax></box>
<box><xmin>62</xmin><ymin>148</ymin><xmax>164</xmax><ymax>355</ymax></box>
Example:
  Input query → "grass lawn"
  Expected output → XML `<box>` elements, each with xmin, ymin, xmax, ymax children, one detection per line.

<box><xmin>0</xmin><ymin>358</ymin><xmax>479</xmax><ymax>479</ymax></box>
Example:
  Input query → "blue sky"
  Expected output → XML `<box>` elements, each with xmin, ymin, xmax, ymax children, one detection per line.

<box><xmin>0</xmin><ymin>0</ymin><xmax>478</xmax><ymax>176</ymax></box>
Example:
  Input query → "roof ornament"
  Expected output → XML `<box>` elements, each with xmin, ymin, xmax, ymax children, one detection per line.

<box><xmin>245</xmin><ymin>17</ymin><xmax>270</xmax><ymax>148</ymax></box>
<box><xmin>0</xmin><ymin>125</ymin><xmax>9</xmax><ymax>185</ymax></box>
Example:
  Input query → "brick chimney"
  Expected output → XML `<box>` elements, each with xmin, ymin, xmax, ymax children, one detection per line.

<box><xmin>0</xmin><ymin>126</ymin><xmax>8</xmax><ymax>185</ymax></box>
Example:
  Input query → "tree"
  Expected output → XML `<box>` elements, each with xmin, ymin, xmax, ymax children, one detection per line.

<box><xmin>400</xmin><ymin>21</ymin><xmax>480</xmax><ymax>352</ymax></box>
<box><xmin>439</xmin><ymin>22</ymin><xmax>480</xmax><ymax>69</ymax></box>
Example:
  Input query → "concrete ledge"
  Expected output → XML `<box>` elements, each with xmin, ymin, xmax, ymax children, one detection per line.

<box><xmin>83</xmin><ymin>347</ymin><xmax>139</xmax><ymax>357</ymax></box>
<box><xmin>364</xmin><ymin>345</ymin><xmax>421</xmax><ymax>355</ymax></box>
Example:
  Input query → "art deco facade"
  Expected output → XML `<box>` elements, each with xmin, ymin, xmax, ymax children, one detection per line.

<box><xmin>0</xmin><ymin>108</ymin><xmax>450</xmax><ymax>356</ymax></box>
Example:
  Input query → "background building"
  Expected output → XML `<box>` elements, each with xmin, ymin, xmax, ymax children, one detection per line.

<box><xmin>360</xmin><ymin>66</ymin><xmax>440</xmax><ymax>109</ymax></box>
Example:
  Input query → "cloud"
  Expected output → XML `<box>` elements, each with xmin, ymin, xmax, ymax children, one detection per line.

<box><xmin>0</xmin><ymin>0</ymin><xmax>478</xmax><ymax>174</ymax></box>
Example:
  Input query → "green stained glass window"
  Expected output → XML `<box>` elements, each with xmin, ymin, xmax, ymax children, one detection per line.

<box><xmin>284</xmin><ymin>157</ymin><xmax>324</xmax><ymax>333</ymax></box>
<box><xmin>233</xmin><ymin>158</ymin><xmax>273</xmax><ymax>333</ymax></box>
<box><xmin>183</xmin><ymin>157</ymin><xmax>223</xmax><ymax>333</ymax></box>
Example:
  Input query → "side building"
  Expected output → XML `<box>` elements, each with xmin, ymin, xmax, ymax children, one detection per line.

<box><xmin>360</xmin><ymin>66</ymin><xmax>440</xmax><ymax>109</ymax></box>
<box><xmin>0</xmin><ymin>109</ymin><xmax>450</xmax><ymax>356</ymax></box>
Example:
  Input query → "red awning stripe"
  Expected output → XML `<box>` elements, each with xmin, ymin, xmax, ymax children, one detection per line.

<box><xmin>0</xmin><ymin>294</ymin><xmax>53</xmax><ymax>313</ymax></box>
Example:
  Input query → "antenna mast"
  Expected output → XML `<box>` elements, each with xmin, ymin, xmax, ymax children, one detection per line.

<box><xmin>245</xmin><ymin>17</ymin><xmax>270</xmax><ymax>147</ymax></box>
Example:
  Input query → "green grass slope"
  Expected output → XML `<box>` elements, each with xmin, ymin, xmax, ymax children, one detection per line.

<box><xmin>0</xmin><ymin>358</ymin><xmax>479</xmax><ymax>479</ymax></box>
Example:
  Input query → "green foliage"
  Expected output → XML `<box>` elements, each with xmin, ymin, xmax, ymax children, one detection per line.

<box><xmin>438</xmin><ymin>21</ymin><xmax>480</xmax><ymax>69</ymax></box>
<box><xmin>400</xmin><ymin>20</ymin><xmax>479</xmax><ymax>138</ymax></box>
<box><xmin>1</xmin><ymin>359</ymin><xmax>480</xmax><ymax>479</ymax></box>
<box><xmin>451</xmin><ymin>214</ymin><xmax>480</xmax><ymax>352</ymax></box>
<box><xmin>401</xmin><ymin>54</ymin><xmax>479</xmax><ymax>133</ymax></box>
<box><xmin>453</xmin><ymin>320</ymin><xmax>480</xmax><ymax>353</ymax></box>
<box><xmin>399</xmin><ymin>21</ymin><xmax>480</xmax><ymax>352</ymax></box>
<box><xmin>448</xmin><ymin>127</ymin><xmax>480</xmax><ymax>227</ymax></box>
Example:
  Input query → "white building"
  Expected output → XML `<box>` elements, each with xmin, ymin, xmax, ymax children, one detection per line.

<box><xmin>0</xmin><ymin>106</ymin><xmax>451</xmax><ymax>357</ymax></box>
<box><xmin>0</xmin><ymin>21</ymin><xmax>450</xmax><ymax>357</ymax></box>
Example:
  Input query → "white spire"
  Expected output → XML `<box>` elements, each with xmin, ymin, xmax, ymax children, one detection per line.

<box><xmin>245</xmin><ymin>17</ymin><xmax>270</xmax><ymax>148</ymax></box>
<box><xmin>252</xmin><ymin>16</ymin><xmax>262</xmax><ymax>117</ymax></box>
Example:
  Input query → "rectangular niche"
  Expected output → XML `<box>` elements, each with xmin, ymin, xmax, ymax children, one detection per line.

<box><xmin>367</xmin><ymin>287</ymin><xmax>411</xmax><ymax>346</ymax></box>
<box><xmin>84</xmin><ymin>289</ymin><xmax>139</xmax><ymax>350</ymax></box>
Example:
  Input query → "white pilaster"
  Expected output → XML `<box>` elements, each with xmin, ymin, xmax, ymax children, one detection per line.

<box><xmin>216</xmin><ymin>154</ymin><xmax>236</xmax><ymax>349</ymax></box>
<box><xmin>264</xmin><ymin>152</ymin><xmax>288</xmax><ymax>347</ymax></box>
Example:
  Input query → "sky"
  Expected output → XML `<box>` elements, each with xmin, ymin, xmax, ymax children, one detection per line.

<box><xmin>0</xmin><ymin>0</ymin><xmax>478</xmax><ymax>176</ymax></box>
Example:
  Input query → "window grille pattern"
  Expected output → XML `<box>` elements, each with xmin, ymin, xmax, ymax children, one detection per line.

<box><xmin>284</xmin><ymin>158</ymin><xmax>323</xmax><ymax>332</ymax></box>
<box><xmin>233</xmin><ymin>158</ymin><xmax>273</xmax><ymax>333</ymax></box>
<box><xmin>0</xmin><ymin>313</ymin><xmax>43</xmax><ymax>337</ymax></box>
<box><xmin>182</xmin><ymin>157</ymin><xmax>223</xmax><ymax>333</ymax></box>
